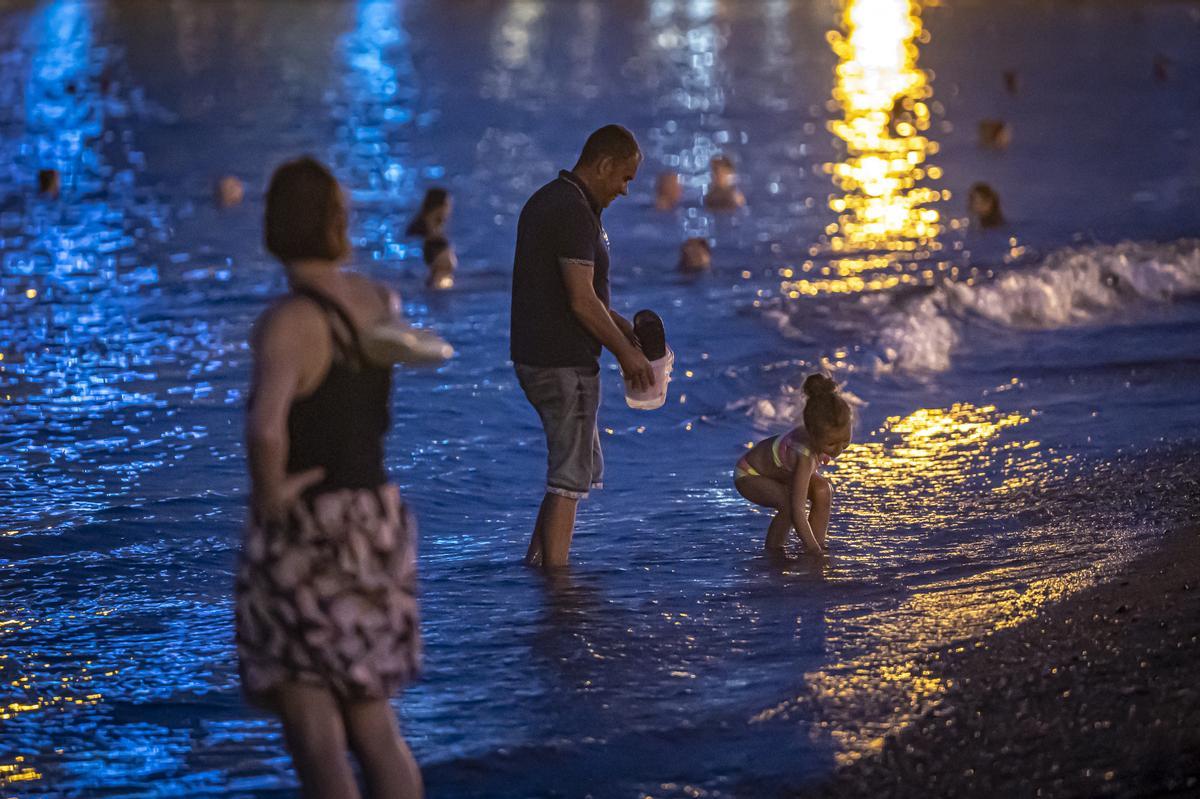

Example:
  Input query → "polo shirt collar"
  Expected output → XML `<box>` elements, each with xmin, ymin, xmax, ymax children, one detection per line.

<box><xmin>559</xmin><ymin>170</ymin><xmax>602</xmax><ymax>216</ymax></box>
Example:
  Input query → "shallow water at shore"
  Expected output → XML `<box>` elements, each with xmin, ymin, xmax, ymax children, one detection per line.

<box><xmin>1</xmin><ymin>0</ymin><xmax>1199</xmax><ymax>796</ymax></box>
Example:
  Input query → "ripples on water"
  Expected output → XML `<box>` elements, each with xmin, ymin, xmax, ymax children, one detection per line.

<box><xmin>2</xmin><ymin>0</ymin><xmax>1198</xmax><ymax>796</ymax></box>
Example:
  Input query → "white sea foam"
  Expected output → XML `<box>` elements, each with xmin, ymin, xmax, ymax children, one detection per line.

<box><xmin>874</xmin><ymin>240</ymin><xmax>1200</xmax><ymax>373</ymax></box>
<box><xmin>739</xmin><ymin>374</ymin><xmax>867</xmax><ymax>429</ymax></box>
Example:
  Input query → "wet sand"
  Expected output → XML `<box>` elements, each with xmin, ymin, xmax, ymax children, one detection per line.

<box><xmin>808</xmin><ymin>526</ymin><xmax>1200</xmax><ymax>798</ymax></box>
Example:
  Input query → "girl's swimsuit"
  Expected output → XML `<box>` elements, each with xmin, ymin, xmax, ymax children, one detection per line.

<box><xmin>734</xmin><ymin>431</ymin><xmax>816</xmax><ymax>481</ymax></box>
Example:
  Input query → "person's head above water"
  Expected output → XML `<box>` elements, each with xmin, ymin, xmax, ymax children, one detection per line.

<box><xmin>678</xmin><ymin>237</ymin><xmax>712</xmax><ymax>273</ymax></box>
<box><xmin>655</xmin><ymin>170</ymin><xmax>683</xmax><ymax>211</ymax></box>
<box><xmin>801</xmin><ymin>373</ymin><xmax>852</xmax><ymax>459</ymax></box>
<box><xmin>265</xmin><ymin>156</ymin><xmax>349</xmax><ymax>265</ymax></box>
<box><xmin>704</xmin><ymin>154</ymin><xmax>746</xmax><ymax>211</ymax></box>
<box><xmin>406</xmin><ymin>187</ymin><xmax>451</xmax><ymax>237</ymax></box>
<box><xmin>417</xmin><ymin>187</ymin><xmax>450</xmax><ymax>218</ymax></box>
<box><xmin>968</xmin><ymin>182</ymin><xmax>1004</xmax><ymax>228</ymax></box>
<box><xmin>572</xmin><ymin>124</ymin><xmax>642</xmax><ymax>209</ymax></box>
<box><xmin>710</xmin><ymin>154</ymin><xmax>737</xmax><ymax>186</ymax></box>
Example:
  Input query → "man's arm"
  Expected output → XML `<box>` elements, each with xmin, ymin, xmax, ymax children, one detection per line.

<box><xmin>561</xmin><ymin>263</ymin><xmax>654</xmax><ymax>391</ymax></box>
<box><xmin>608</xmin><ymin>309</ymin><xmax>638</xmax><ymax>349</ymax></box>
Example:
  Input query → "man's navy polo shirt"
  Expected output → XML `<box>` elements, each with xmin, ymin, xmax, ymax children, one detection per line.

<box><xmin>510</xmin><ymin>170</ymin><xmax>611</xmax><ymax>369</ymax></box>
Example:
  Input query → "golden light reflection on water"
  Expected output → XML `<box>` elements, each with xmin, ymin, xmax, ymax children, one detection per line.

<box><xmin>1</xmin><ymin>756</ymin><xmax>42</xmax><ymax>785</ymax></box>
<box><xmin>754</xmin><ymin>424</ymin><xmax>1121</xmax><ymax>766</ymax></box>
<box><xmin>771</xmin><ymin>563</ymin><xmax>1107</xmax><ymax>767</ymax></box>
<box><xmin>833</xmin><ymin>403</ymin><xmax>1056</xmax><ymax>525</ymax></box>
<box><xmin>748</xmin><ymin>404</ymin><xmax>1135</xmax><ymax>766</ymax></box>
<box><xmin>0</xmin><ymin>609</ymin><xmax>115</xmax><ymax>789</ymax></box>
<box><xmin>782</xmin><ymin>0</ymin><xmax>945</xmax><ymax>299</ymax></box>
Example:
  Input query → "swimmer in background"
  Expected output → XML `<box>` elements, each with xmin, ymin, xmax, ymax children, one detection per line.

<box><xmin>406</xmin><ymin>188</ymin><xmax>457</xmax><ymax>289</ymax></box>
<box><xmin>734</xmin><ymin>374</ymin><xmax>852</xmax><ymax>556</ymax></box>
<box><xmin>968</xmin><ymin>182</ymin><xmax>1005</xmax><ymax>229</ymax></box>
<box><xmin>678</xmin><ymin>237</ymin><xmax>711</xmax><ymax>274</ymax></box>
<box><xmin>703</xmin><ymin>155</ymin><xmax>746</xmax><ymax>211</ymax></box>
<box><xmin>977</xmin><ymin>120</ymin><xmax>1012</xmax><ymax>151</ymax></box>
<box><xmin>654</xmin><ymin>171</ymin><xmax>683</xmax><ymax>211</ymax></box>
<box><xmin>214</xmin><ymin>175</ymin><xmax>245</xmax><ymax>209</ymax></box>
<box><xmin>38</xmin><ymin>169</ymin><xmax>61</xmax><ymax>199</ymax></box>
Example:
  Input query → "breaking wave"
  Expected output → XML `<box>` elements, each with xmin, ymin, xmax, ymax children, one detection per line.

<box><xmin>874</xmin><ymin>240</ymin><xmax>1200</xmax><ymax>373</ymax></box>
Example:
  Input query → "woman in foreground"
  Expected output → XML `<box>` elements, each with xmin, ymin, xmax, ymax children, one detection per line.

<box><xmin>237</xmin><ymin>156</ymin><xmax>423</xmax><ymax>798</ymax></box>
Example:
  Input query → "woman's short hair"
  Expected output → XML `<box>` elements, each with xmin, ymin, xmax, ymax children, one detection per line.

<box><xmin>264</xmin><ymin>156</ymin><xmax>349</xmax><ymax>263</ymax></box>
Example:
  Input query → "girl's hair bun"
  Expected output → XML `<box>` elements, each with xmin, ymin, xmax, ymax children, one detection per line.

<box><xmin>802</xmin><ymin>373</ymin><xmax>838</xmax><ymax>398</ymax></box>
<box><xmin>802</xmin><ymin>372</ymin><xmax>852</xmax><ymax>437</ymax></box>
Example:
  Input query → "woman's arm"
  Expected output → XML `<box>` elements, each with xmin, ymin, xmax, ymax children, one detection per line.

<box><xmin>383</xmin><ymin>284</ymin><xmax>402</xmax><ymax>320</ymax></box>
<box><xmin>246</xmin><ymin>301</ymin><xmax>326</xmax><ymax>521</ymax></box>
<box><xmin>789</xmin><ymin>456</ymin><xmax>822</xmax><ymax>555</ymax></box>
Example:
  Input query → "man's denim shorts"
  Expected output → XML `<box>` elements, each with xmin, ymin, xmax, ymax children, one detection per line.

<box><xmin>515</xmin><ymin>364</ymin><xmax>604</xmax><ymax>500</ymax></box>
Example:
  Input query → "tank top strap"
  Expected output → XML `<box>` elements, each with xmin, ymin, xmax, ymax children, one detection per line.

<box><xmin>292</xmin><ymin>287</ymin><xmax>365</xmax><ymax>362</ymax></box>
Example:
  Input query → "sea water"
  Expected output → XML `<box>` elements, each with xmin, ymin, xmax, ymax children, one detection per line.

<box><xmin>1</xmin><ymin>1</ymin><xmax>1198</xmax><ymax>796</ymax></box>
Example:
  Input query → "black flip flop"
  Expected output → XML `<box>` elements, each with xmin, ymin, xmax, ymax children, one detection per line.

<box><xmin>633</xmin><ymin>309</ymin><xmax>667</xmax><ymax>361</ymax></box>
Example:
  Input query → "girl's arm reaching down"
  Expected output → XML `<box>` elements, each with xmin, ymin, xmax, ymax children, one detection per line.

<box><xmin>789</xmin><ymin>455</ymin><xmax>822</xmax><ymax>555</ymax></box>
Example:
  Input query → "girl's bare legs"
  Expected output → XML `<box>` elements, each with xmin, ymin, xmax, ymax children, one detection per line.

<box><xmin>734</xmin><ymin>476</ymin><xmax>792</xmax><ymax>553</ymax></box>
<box><xmin>808</xmin><ymin>473</ymin><xmax>832</xmax><ymax>550</ymax></box>
<box><xmin>275</xmin><ymin>683</ymin><xmax>360</xmax><ymax>799</ymax></box>
<box><xmin>765</xmin><ymin>510</ymin><xmax>793</xmax><ymax>552</ymax></box>
<box><xmin>343</xmin><ymin>699</ymin><xmax>424</xmax><ymax>799</ymax></box>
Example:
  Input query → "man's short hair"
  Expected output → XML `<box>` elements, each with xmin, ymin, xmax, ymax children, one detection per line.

<box><xmin>577</xmin><ymin>125</ymin><xmax>641</xmax><ymax>167</ymax></box>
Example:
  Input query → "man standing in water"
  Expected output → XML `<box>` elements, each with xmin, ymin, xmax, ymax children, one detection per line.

<box><xmin>511</xmin><ymin>125</ymin><xmax>654</xmax><ymax>568</ymax></box>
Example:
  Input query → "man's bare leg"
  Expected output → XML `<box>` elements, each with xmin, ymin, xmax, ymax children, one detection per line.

<box><xmin>524</xmin><ymin>498</ymin><xmax>549</xmax><ymax>565</ymax></box>
<box><xmin>527</xmin><ymin>492</ymin><xmax>578</xmax><ymax>568</ymax></box>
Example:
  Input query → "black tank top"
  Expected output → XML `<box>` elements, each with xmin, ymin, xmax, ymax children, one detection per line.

<box><xmin>284</xmin><ymin>287</ymin><xmax>391</xmax><ymax>494</ymax></box>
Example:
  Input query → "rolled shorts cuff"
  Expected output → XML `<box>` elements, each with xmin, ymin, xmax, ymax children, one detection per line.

<box><xmin>547</xmin><ymin>484</ymin><xmax>589</xmax><ymax>500</ymax></box>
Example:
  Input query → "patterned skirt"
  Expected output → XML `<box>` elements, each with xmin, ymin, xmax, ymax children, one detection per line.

<box><xmin>235</xmin><ymin>484</ymin><xmax>420</xmax><ymax>705</ymax></box>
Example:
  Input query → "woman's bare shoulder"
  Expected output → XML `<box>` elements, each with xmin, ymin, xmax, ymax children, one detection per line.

<box><xmin>344</xmin><ymin>271</ymin><xmax>397</xmax><ymax>318</ymax></box>
<box><xmin>252</xmin><ymin>294</ymin><xmax>326</xmax><ymax>350</ymax></box>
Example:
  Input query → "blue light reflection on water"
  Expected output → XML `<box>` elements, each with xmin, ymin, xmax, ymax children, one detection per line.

<box><xmin>1</xmin><ymin>0</ymin><xmax>1199</xmax><ymax>796</ymax></box>
<box><xmin>2</xmin><ymin>0</ymin><xmax>170</xmax><ymax>531</ymax></box>
<box><xmin>23</xmin><ymin>0</ymin><xmax>100</xmax><ymax>186</ymax></box>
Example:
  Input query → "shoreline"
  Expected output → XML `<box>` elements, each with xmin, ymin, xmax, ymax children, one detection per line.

<box><xmin>805</xmin><ymin>526</ymin><xmax>1200</xmax><ymax>797</ymax></box>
